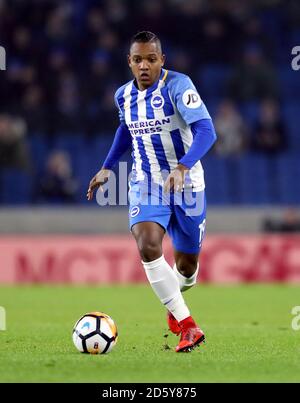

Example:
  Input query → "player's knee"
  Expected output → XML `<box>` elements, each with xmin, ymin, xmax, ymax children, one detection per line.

<box><xmin>136</xmin><ymin>237</ymin><xmax>162</xmax><ymax>262</ymax></box>
<box><xmin>176</xmin><ymin>256</ymin><xmax>198</xmax><ymax>277</ymax></box>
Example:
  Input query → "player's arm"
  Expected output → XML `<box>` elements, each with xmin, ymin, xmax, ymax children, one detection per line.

<box><xmin>164</xmin><ymin>74</ymin><xmax>217</xmax><ymax>192</ymax></box>
<box><xmin>87</xmin><ymin>123</ymin><xmax>131</xmax><ymax>200</ymax></box>
<box><xmin>178</xmin><ymin>119</ymin><xmax>217</xmax><ymax>168</ymax></box>
<box><xmin>164</xmin><ymin>119</ymin><xmax>216</xmax><ymax>192</ymax></box>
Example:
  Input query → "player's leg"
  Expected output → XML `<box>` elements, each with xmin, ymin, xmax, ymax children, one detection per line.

<box><xmin>167</xmin><ymin>190</ymin><xmax>206</xmax><ymax>351</ymax></box>
<box><xmin>167</xmin><ymin>251</ymin><xmax>199</xmax><ymax>336</ymax></box>
<box><xmin>166</xmin><ymin>251</ymin><xmax>199</xmax><ymax>335</ymax></box>
<box><xmin>128</xmin><ymin>180</ymin><xmax>192</xmax><ymax>327</ymax></box>
<box><xmin>170</xmin><ymin>190</ymin><xmax>206</xmax><ymax>292</ymax></box>
<box><xmin>131</xmin><ymin>221</ymin><xmax>164</xmax><ymax>262</ymax></box>
<box><xmin>129</xmin><ymin>180</ymin><xmax>170</xmax><ymax>262</ymax></box>
<box><xmin>173</xmin><ymin>250</ymin><xmax>199</xmax><ymax>292</ymax></box>
<box><xmin>131</xmin><ymin>221</ymin><xmax>191</xmax><ymax>323</ymax></box>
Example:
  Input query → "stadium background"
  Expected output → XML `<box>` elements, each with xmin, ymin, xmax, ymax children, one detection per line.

<box><xmin>0</xmin><ymin>0</ymin><xmax>300</xmax><ymax>283</ymax></box>
<box><xmin>0</xmin><ymin>0</ymin><xmax>299</xmax><ymax>284</ymax></box>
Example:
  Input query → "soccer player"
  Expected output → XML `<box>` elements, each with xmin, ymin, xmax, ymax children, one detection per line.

<box><xmin>87</xmin><ymin>31</ymin><xmax>217</xmax><ymax>352</ymax></box>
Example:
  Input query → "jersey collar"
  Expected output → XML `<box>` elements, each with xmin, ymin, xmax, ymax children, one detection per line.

<box><xmin>133</xmin><ymin>69</ymin><xmax>168</xmax><ymax>93</ymax></box>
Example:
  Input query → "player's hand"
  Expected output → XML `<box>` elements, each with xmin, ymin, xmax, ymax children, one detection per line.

<box><xmin>164</xmin><ymin>164</ymin><xmax>188</xmax><ymax>193</ymax></box>
<box><xmin>87</xmin><ymin>168</ymin><xmax>111</xmax><ymax>201</ymax></box>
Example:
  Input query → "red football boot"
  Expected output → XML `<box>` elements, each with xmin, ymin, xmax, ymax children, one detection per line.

<box><xmin>167</xmin><ymin>311</ymin><xmax>181</xmax><ymax>335</ymax></box>
<box><xmin>175</xmin><ymin>316</ymin><xmax>205</xmax><ymax>352</ymax></box>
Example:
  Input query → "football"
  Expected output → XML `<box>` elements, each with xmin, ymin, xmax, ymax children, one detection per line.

<box><xmin>72</xmin><ymin>312</ymin><xmax>118</xmax><ymax>354</ymax></box>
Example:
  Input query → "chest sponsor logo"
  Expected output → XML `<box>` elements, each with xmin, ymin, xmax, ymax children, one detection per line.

<box><xmin>127</xmin><ymin>117</ymin><xmax>170</xmax><ymax>137</ymax></box>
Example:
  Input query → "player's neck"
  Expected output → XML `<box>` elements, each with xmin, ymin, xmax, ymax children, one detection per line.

<box><xmin>136</xmin><ymin>82</ymin><xmax>151</xmax><ymax>91</ymax></box>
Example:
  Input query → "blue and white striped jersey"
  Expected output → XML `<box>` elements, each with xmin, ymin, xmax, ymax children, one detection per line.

<box><xmin>114</xmin><ymin>69</ymin><xmax>211</xmax><ymax>191</ymax></box>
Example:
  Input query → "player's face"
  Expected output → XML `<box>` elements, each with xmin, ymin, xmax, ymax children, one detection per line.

<box><xmin>128</xmin><ymin>42</ymin><xmax>165</xmax><ymax>91</ymax></box>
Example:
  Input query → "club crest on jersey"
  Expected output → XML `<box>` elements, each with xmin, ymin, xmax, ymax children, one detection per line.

<box><xmin>182</xmin><ymin>89</ymin><xmax>202</xmax><ymax>109</ymax></box>
<box><xmin>151</xmin><ymin>94</ymin><xmax>165</xmax><ymax>110</ymax></box>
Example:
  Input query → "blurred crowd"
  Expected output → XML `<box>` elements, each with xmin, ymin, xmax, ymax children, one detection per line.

<box><xmin>0</xmin><ymin>0</ymin><xmax>299</xmax><ymax>134</ymax></box>
<box><xmin>0</xmin><ymin>0</ymin><xmax>299</xmax><ymax>208</ymax></box>
<box><xmin>214</xmin><ymin>98</ymin><xmax>287</xmax><ymax>156</ymax></box>
<box><xmin>263</xmin><ymin>208</ymin><xmax>300</xmax><ymax>232</ymax></box>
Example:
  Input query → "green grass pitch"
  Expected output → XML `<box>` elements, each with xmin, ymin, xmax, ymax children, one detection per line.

<box><xmin>0</xmin><ymin>284</ymin><xmax>299</xmax><ymax>383</ymax></box>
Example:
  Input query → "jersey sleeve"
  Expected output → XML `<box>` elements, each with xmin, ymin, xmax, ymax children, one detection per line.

<box><xmin>102</xmin><ymin>123</ymin><xmax>131</xmax><ymax>169</ymax></box>
<box><xmin>168</xmin><ymin>74</ymin><xmax>211</xmax><ymax>125</ymax></box>
<box><xmin>114</xmin><ymin>88</ymin><xmax>125</xmax><ymax>124</ymax></box>
<box><xmin>179</xmin><ymin>119</ymin><xmax>217</xmax><ymax>169</ymax></box>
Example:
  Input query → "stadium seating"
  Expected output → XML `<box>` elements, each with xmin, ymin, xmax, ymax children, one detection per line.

<box><xmin>278</xmin><ymin>68</ymin><xmax>300</xmax><ymax>100</ymax></box>
<box><xmin>282</xmin><ymin>102</ymin><xmax>300</xmax><ymax>149</ymax></box>
<box><xmin>1</xmin><ymin>60</ymin><xmax>299</xmax><ymax>207</ymax></box>
<box><xmin>0</xmin><ymin>169</ymin><xmax>33</xmax><ymax>205</ymax></box>
<box><xmin>201</xmin><ymin>155</ymin><xmax>231</xmax><ymax>204</ymax></box>
<box><xmin>1</xmin><ymin>124</ymin><xmax>299</xmax><ymax>206</ymax></box>
<box><xmin>198</xmin><ymin>65</ymin><xmax>231</xmax><ymax>100</ymax></box>
<box><xmin>276</xmin><ymin>153</ymin><xmax>300</xmax><ymax>204</ymax></box>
